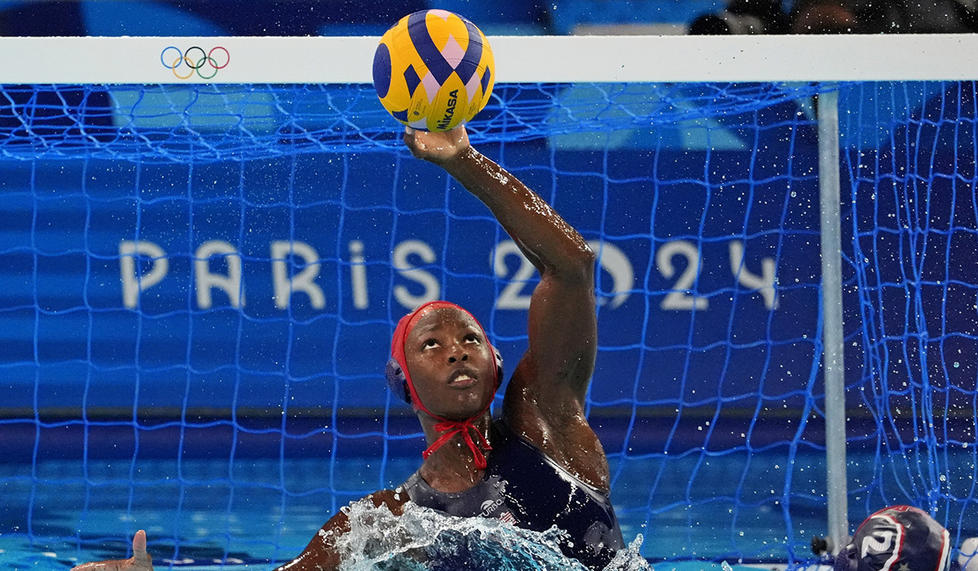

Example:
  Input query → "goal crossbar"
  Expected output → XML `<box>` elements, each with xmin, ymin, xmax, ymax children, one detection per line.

<box><xmin>5</xmin><ymin>34</ymin><xmax>978</xmax><ymax>84</ymax></box>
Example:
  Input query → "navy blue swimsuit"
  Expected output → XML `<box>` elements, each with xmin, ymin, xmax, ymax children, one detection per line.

<box><xmin>401</xmin><ymin>419</ymin><xmax>624</xmax><ymax>569</ymax></box>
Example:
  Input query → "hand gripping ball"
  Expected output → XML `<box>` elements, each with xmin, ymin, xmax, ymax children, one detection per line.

<box><xmin>372</xmin><ymin>9</ymin><xmax>495</xmax><ymax>132</ymax></box>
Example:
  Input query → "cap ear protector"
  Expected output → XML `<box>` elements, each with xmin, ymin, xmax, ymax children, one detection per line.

<box><xmin>386</xmin><ymin>346</ymin><xmax>503</xmax><ymax>404</ymax></box>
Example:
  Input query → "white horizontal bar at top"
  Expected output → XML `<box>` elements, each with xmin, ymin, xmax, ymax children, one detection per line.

<box><xmin>3</xmin><ymin>34</ymin><xmax>977</xmax><ymax>84</ymax></box>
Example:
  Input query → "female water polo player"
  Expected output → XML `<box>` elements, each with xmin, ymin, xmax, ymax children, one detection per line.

<box><xmin>71</xmin><ymin>125</ymin><xmax>624</xmax><ymax>570</ymax></box>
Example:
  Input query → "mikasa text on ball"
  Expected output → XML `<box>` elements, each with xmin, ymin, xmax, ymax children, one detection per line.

<box><xmin>372</xmin><ymin>10</ymin><xmax>495</xmax><ymax>132</ymax></box>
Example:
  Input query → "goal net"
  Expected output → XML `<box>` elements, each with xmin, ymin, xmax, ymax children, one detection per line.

<box><xmin>2</xmin><ymin>35</ymin><xmax>976</xmax><ymax>568</ymax></box>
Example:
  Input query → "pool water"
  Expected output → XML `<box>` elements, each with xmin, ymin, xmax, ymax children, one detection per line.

<box><xmin>1</xmin><ymin>451</ymin><xmax>839</xmax><ymax>570</ymax></box>
<box><xmin>4</xmin><ymin>432</ymin><xmax>976</xmax><ymax>571</ymax></box>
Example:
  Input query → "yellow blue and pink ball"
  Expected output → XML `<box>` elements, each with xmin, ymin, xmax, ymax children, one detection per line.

<box><xmin>373</xmin><ymin>10</ymin><xmax>495</xmax><ymax>132</ymax></box>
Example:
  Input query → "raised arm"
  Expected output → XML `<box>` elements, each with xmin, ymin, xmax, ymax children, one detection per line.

<box><xmin>404</xmin><ymin>127</ymin><xmax>607</xmax><ymax>489</ymax></box>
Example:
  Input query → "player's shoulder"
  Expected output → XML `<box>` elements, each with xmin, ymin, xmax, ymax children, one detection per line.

<box><xmin>496</xmin><ymin>408</ymin><xmax>611</xmax><ymax>492</ymax></box>
<box><xmin>365</xmin><ymin>488</ymin><xmax>411</xmax><ymax>515</ymax></box>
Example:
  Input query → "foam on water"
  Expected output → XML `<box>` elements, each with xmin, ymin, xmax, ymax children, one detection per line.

<box><xmin>334</xmin><ymin>499</ymin><xmax>651</xmax><ymax>570</ymax></box>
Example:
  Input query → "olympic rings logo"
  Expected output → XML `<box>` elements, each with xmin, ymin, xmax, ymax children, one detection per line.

<box><xmin>160</xmin><ymin>46</ymin><xmax>230</xmax><ymax>79</ymax></box>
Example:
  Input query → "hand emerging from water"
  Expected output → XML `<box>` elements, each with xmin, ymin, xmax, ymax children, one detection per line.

<box><xmin>71</xmin><ymin>530</ymin><xmax>153</xmax><ymax>571</ymax></box>
<box><xmin>402</xmin><ymin>125</ymin><xmax>471</xmax><ymax>166</ymax></box>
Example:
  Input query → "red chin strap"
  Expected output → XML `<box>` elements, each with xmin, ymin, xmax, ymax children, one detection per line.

<box><xmin>390</xmin><ymin>301</ymin><xmax>498</xmax><ymax>469</ymax></box>
<box><xmin>423</xmin><ymin>416</ymin><xmax>492</xmax><ymax>469</ymax></box>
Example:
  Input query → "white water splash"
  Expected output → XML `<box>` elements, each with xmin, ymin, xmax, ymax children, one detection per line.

<box><xmin>335</xmin><ymin>499</ymin><xmax>651</xmax><ymax>571</ymax></box>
